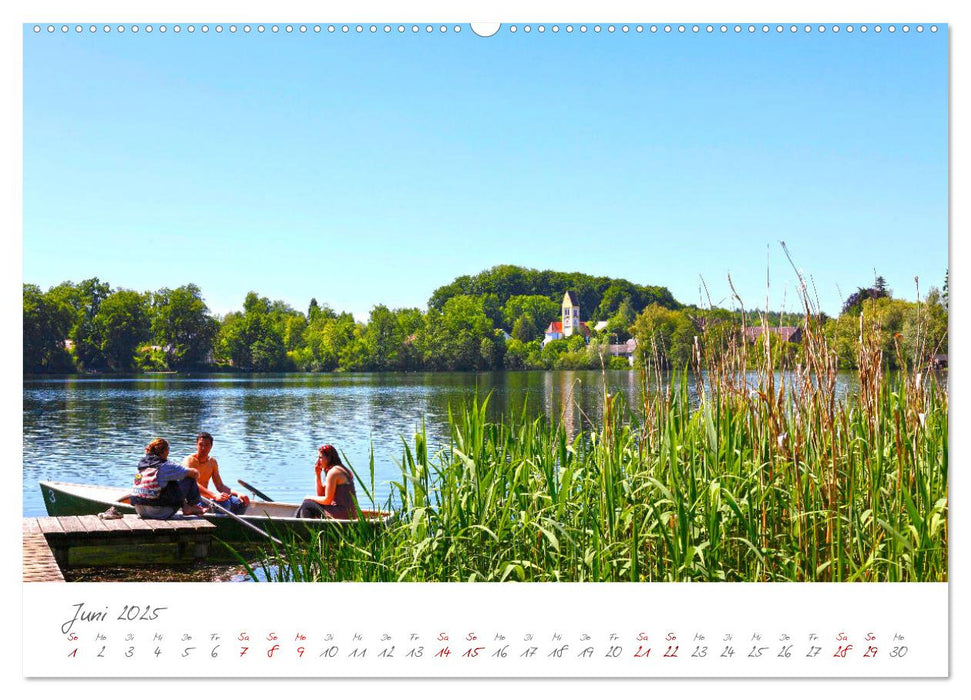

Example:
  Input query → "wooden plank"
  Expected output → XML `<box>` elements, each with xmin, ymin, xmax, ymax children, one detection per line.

<box><xmin>77</xmin><ymin>514</ymin><xmax>109</xmax><ymax>532</ymax></box>
<box><xmin>143</xmin><ymin>518</ymin><xmax>177</xmax><ymax>532</ymax></box>
<box><xmin>22</xmin><ymin>531</ymin><xmax>65</xmax><ymax>582</ymax></box>
<box><xmin>36</xmin><ymin>517</ymin><xmax>65</xmax><ymax>535</ymax></box>
<box><xmin>22</xmin><ymin>518</ymin><xmax>41</xmax><ymax>535</ymax></box>
<box><xmin>57</xmin><ymin>516</ymin><xmax>88</xmax><ymax>535</ymax></box>
<box><xmin>176</xmin><ymin>518</ymin><xmax>211</xmax><ymax>529</ymax></box>
<box><xmin>22</xmin><ymin>533</ymin><xmax>46</xmax><ymax>551</ymax></box>
<box><xmin>23</xmin><ymin>555</ymin><xmax>62</xmax><ymax>570</ymax></box>
<box><xmin>100</xmin><ymin>517</ymin><xmax>133</xmax><ymax>532</ymax></box>
<box><xmin>149</xmin><ymin>518</ymin><xmax>215</xmax><ymax>534</ymax></box>
<box><xmin>178</xmin><ymin>518</ymin><xmax>216</xmax><ymax>531</ymax></box>
<box><xmin>123</xmin><ymin>516</ymin><xmax>154</xmax><ymax>532</ymax></box>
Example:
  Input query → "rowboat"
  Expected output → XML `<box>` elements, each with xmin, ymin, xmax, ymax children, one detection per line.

<box><xmin>38</xmin><ymin>480</ymin><xmax>396</xmax><ymax>542</ymax></box>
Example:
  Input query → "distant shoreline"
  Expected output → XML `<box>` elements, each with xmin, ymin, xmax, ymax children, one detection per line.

<box><xmin>23</xmin><ymin>366</ymin><xmax>638</xmax><ymax>379</ymax></box>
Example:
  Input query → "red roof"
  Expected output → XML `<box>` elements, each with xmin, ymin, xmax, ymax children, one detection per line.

<box><xmin>545</xmin><ymin>321</ymin><xmax>592</xmax><ymax>336</ymax></box>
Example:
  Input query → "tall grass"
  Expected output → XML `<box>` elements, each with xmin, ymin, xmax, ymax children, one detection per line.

<box><xmin>250</xmin><ymin>294</ymin><xmax>948</xmax><ymax>583</ymax></box>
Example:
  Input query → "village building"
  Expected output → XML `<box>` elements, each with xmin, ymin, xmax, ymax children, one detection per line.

<box><xmin>743</xmin><ymin>326</ymin><xmax>803</xmax><ymax>344</ymax></box>
<box><xmin>607</xmin><ymin>337</ymin><xmax>638</xmax><ymax>366</ymax></box>
<box><xmin>544</xmin><ymin>291</ymin><xmax>592</xmax><ymax>345</ymax></box>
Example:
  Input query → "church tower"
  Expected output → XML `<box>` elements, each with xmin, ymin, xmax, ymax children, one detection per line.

<box><xmin>562</xmin><ymin>291</ymin><xmax>580</xmax><ymax>337</ymax></box>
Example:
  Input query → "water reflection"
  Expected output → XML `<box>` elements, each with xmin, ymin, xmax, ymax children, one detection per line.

<box><xmin>22</xmin><ymin>370</ymin><xmax>864</xmax><ymax>516</ymax></box>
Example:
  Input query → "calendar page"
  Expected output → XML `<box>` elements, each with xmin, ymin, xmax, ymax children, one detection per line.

<box><xmin>13</xmin><ymin>0</ymin><xmax>957</xmax><ymax>688</ymax></box>
<box><xmin>23</xmin><ymin>584</ymin><xmax>947</xmax><ymax>677</ymax></box>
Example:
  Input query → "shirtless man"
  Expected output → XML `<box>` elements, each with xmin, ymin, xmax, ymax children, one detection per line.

<box><xmin>183</xmin><ymin>432</ymin><xmax>249</xmax><ymax>514</ymax></box>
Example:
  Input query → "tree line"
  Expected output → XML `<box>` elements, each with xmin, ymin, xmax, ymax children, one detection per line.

<box><xmin>631</xmin><ymin>276</ymin><xmax>948</xmax><ymax>371</ymax></box>
<box><xmin>23</xmin><ymin>268</ymin><xmax>948</xmax><ymax>374</ymax></box>
<box><xmin>23</xmin><ymin>266</ymin><xmax>679</xmax><ymax>374</ymax></box>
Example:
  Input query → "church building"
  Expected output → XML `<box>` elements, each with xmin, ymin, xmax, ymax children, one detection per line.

<box><xmin>543</xmin><ymin>291</ymin><xmax>592</xmax><ymax>345</ymax></box>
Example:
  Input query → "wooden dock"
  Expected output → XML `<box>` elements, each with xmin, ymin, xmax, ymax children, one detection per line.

<box><xmin>22</xmin><ymin>519</ymin><xmax>64</xmax><ymax>582</ymax></box>
<box><xmin>23</xmin><ymin>515</ymin><xmax>217</xmax><ymax>581</ymax></box>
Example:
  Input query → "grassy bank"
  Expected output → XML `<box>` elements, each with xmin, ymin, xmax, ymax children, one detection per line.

<box><xmin>245</xmin><ymin>311</ymin><xmax>948</xmax><ymax>583</ymax></box>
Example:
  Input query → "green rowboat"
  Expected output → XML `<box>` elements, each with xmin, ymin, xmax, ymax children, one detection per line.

<box><xmin>39</xmin><ymin>480</ymin><xmax>395</xmax><ymax>542</ymax></box>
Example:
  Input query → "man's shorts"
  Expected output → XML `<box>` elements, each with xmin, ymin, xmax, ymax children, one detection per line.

<box><xmin>215</xmin><ymin>494</ymin><xmax>248</xmax><ymax>515</ymax></box>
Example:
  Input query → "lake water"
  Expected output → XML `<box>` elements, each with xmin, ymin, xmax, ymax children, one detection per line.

<box><xmin>22</xmin><ymin>370</ymin><xmax>861</xmax><ymax>516</ymax></box>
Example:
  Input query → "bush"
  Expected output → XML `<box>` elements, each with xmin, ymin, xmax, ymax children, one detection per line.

<box><xmin>607</xmin><ymin>356</ymin><xmax>631</xmax><ymax>370</ymax></box>
<box><xmin>135</xmin><ymin>346</ymin><xmax>168</xmax><ymax>371</ymax></box>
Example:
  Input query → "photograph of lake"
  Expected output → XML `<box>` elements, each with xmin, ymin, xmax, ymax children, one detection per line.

<box><xmin>22</xmin><ymin>21</ymin><xmax>947</xmax><ymax>584</ymax></box>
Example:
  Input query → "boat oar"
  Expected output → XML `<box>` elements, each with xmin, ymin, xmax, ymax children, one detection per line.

<box><xmin>201</xmin><ymin>497</ymin><xmax>283</xmax><ymax>545</ymax></box>
<box><xmin>237</xmin><ymin>479</ymin><xmax>273</xmax><ymax>502</ymax></box>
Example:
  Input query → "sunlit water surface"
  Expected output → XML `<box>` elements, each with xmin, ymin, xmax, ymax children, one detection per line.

<box><xmin>23</xmin><ymin>370</ymin><xmax>862</xmax><ymax>516</ymax></box>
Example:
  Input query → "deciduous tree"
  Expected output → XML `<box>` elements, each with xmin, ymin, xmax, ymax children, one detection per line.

<box><xmin>91</xmin><ymin>290</ymin><xmax>151</xmax><ymax>371</ymax></box>
<box><xmin>151</xmin><ymin>284</ymin><xmax>218</xmax><ymax>369</ymax></box>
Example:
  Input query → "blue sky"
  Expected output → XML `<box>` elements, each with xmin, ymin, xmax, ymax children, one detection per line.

<box><xmin>23</xmin><ymin>24</ymin><xmax>947</xmax><ymax>319</ymax></box>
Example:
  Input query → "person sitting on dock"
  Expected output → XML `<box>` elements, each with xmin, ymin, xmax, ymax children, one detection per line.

<box><xmin>183</xmin><ymin>432</ymin><xmax>249</xmax><ymax>515</ymax></box>
<box><xmin>294</xmin><ymin>444</ymin><xmax>358</xmax><ymax>520</ymax></box>
<box><xmin>130</xmin><ymin>438</ymin><xmax>207</xmax><ymax>518</ymax></box>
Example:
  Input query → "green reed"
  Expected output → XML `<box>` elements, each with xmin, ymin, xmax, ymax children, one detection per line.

<box><xmin>251</xmin><ymin>314</ymin><xmax>948</xmax><ymax>583</ymax></box>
